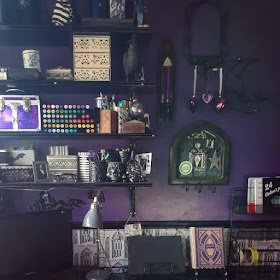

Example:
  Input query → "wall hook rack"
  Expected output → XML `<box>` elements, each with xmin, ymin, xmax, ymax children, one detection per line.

<box><xmin>197</xmin><ymin>182</ymin><xmax>203</xmax><ymax>193</ymax></box>
<box><xmin>211</xmin><ymin>180</ymin><xmax>216</xmax><ymax>193</ymax></box>
<box><xmin>185</xmin><ymin>182</ymin><xmax>189</xmax><ymax>192</ymax></box>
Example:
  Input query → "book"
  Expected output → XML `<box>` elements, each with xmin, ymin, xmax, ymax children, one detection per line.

<box><xmin>247</xmin><ymin>177</ymin><xmax>280</xmax><ymax>213</ymax></box>
<box><xmin>189</xmin><ymin>227</ymin><xmax>225</xmax><ymax>269</ymax></box>
<box><xmin>263</xmin><ymin>178</ymin><xmax>280</xmax><ymax>209</ymax></box>
<box><xmin>247</xmin><ymin>177</ymin><xmax>264</xmax><ymax>213</ymax></box>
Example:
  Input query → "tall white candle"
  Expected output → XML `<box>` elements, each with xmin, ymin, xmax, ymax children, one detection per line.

<box><xmin>193</xmin><ymin>65</ymin><xmax>198</xmax><ymax>98</ymax></box>
<box><xmin>219</xmin><ymin>67</ymin><xmax>223</xmax><ymax>98</ymax></box>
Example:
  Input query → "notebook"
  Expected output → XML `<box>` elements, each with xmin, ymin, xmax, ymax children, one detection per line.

<box><xmin>189</xmin><ymin>227</ymin><xmax>225</xmax><ymax>269</ymax></box>
<box><xmin>128</xmin><ymin>236</ymin><xmax>185</xmax><ymax>276</ymax></box>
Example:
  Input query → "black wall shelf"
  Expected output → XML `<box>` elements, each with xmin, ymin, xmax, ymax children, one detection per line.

<box><xmin>0</xmin><ymin>25</ymin><xmax>153</xmax><ymax>47</ymax></box>
<box><xmin>0</xmin><ymin>133</ymin><xmax>156</xmax><ymax>140</ymax></box>
<box><xmin>0</xmin><ymin>80</ymin><xmax>155</xmax><ymax>94</ymax></box>
<box><xmin>0</xmin><ymin>181</ymin><xmax>152</xmax><ymax>190</ymax></box>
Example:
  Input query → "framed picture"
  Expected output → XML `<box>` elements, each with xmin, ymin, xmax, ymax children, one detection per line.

<box><xmin>169</xmin><ymin>120</ymin><xmax>230</xmax><ymax>185</ymax></box>
<box><xmin>33</xmin><ymin>161</ymin><xmax>50</xmax><ymax>183</ymax></box>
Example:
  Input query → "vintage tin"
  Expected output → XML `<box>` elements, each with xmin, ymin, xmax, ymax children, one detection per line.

<box><xmin>0</xmin><ymin>94</ymin><xmax>41</xmax><ymax>131</ymax></box>
<box><xmin>10</xmin><ymin>148</ymin><xmax>35</xmax><ymax>166</ymax></box>
<box><xmin>0</xmin><ymin>165</ymin><xmax>34</xmax><ymax>183</ymax></box>
<box><xmin>117</xmin><ymin>107</ymin><xmax>129</xmax><ymax>133</ymax></box>
<box><xmin>47</xmin><ymin>155</ymin><xmax>78</xmax><ymax>181</ymax></box>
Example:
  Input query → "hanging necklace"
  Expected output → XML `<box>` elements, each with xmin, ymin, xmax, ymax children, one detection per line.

<box><xmin>202</xmin><ymin>70</ymin><xmax>213</xmax><ymax>104</ymax></box>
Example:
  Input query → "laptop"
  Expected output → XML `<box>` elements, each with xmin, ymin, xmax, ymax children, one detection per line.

<box><xmin>128</xmin><ymin>236</ymin><xmax>185</xmax><ymax>276</ymax></box>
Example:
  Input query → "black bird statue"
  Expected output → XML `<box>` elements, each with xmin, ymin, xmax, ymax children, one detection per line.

<box><xmin>123</xmin><ymin>35</ymin><xmax>142</xmax><ymax>81</ymax></box>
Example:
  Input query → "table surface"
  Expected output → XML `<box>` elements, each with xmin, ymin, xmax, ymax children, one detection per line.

<box><xmin>36</xmin><ymin>266</ymin><xmax>280</xmax><ymax>280</ymax></box>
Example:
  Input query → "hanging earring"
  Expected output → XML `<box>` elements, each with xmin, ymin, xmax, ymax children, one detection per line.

<box><xmin>189</xmin><ymin>65</ymin><xmax>198</xmax><ymax>112</ymax></box>
<box><xmin>214</xmin><ymin>67</ymin><xmax>226</xmax><ymax>112</ymax></box>
<box><xmin>202</xmin><ymin>70</ymin><xmax>213</xmax><ymax>104</ymax></box>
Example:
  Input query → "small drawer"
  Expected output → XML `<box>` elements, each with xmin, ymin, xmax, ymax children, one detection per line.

<box><xmin>74</xmin><ymin>68</ymin><xmax>111</xmax><ymax>81</ymax></box>
<box><xmin>73</xmin><ymin>35</ymin><xmax>110</xmax><ymax>52</ymax></box>
<box><xmin>74</xmin><ymin>53</ymin><xmax>111</xmax><ymax>69</ymax></box>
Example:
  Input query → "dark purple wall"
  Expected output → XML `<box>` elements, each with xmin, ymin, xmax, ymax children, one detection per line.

<box><xmin>1</xmin><ymin>0</ymin><xmax>280</xmax><ymax>222</ymax></box>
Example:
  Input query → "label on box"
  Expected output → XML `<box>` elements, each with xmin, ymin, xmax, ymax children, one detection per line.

<box><xmin>263</xmin><ymin>178</ymin><xmax>280</xmax><ymax>209</ymax></box>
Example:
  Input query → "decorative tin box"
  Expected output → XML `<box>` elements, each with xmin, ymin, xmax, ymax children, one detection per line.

<box><xmin>122</xmin><ymin>120</ymin><xmax>145</xmax><ymax>133</ymax></box>
<box><xmin>0</xmin><ymin>95</ymin><xmax>41</xmax><ymax>131</ymax></box>
<box><xmin>117</xmin><ymin>107</ymin><xmax>129</xmax><ymax>133</ymax></box>
<box><xmin>47</xmin><ymin>155</ymin><xmax>78</xmax><ymax>181</ymax></box>
<box><xmin>10</xmin><ymin>147</ymin><xmax>35</xmax><ymax>166</ymax></box>
<box><xmin>45</xmin><ymin>67</ymin><xmax>73</xmax><ymax>80</ymax></box>
<box><xmin>0</xmin><ymin>166</ymin><xmax>34</xmax><ymax>183</ymax></box>
<box><xmin>73</xmin><ymin>35</ymin><xmax>111</xmax><ymax>81</ymax></box>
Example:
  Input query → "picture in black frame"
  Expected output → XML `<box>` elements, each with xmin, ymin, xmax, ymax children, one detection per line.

<box><xmin>33</xmin><ymin>161</ymin><xmax>50</xmax><ymax>183</ymax></box>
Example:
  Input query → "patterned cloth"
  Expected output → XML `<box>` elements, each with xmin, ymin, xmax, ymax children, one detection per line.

<box><xmin>52</xmin><ymin>0</ymin><xmax>73</xmax><ymax>26</ymax></box>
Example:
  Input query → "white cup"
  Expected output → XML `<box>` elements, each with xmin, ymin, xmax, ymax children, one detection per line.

<box><xmin>22</xmin><ymin>50</ymin><xmax>41</xmax><ymax>72</ymax></box>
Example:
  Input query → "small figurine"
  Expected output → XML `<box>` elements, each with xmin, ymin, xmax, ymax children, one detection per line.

<box><xmin>123</xmin><ymin>35</ymin><xmax>142</xmax><ymax>81</ymax></box>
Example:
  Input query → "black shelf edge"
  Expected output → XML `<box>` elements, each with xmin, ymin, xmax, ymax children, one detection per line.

<box><xmin>0</xmin><ymin>181</ymin><xmax>152</xmax><ymax>190</ymax></box>
<box><xmin>0</xmin><ymin>24</ymin><xmax>153</xmax><ymax>47</ymax></box>
<box><xmin>233</xmin><ymin>204</ymin><xmax>280</xmax><ymax>215</ymax></box>
<box><xmin>0</xmin><ymin>24</ymin><xmax>153</xmax><ymax>34</ymax></box>
<box><xmin>0</xmin><ymin>80</ymin><xmax>155</xmax><ymax>91</ymax></box>
<box><xmin>0</xmin><ymin>133</ymin><xmax>156</xmax><ymax>140</ymax></box>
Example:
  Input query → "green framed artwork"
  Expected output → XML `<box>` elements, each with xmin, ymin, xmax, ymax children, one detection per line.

<box><xmin>169</xmin><ymin>120</ymin><xmax>230</xmax><ymax>185</ymax></box>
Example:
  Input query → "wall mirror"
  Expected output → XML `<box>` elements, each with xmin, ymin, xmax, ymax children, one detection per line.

<box><xmin>183</xmin><ymin>0</ymin><xmax>228</xmax><ymax>71</ymax></box>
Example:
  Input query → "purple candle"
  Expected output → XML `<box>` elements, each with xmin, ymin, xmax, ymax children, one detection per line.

<box><xmin>165</xmin><ymin>66</ymin><xmax>171</xmax><ymax>100</ymax></box>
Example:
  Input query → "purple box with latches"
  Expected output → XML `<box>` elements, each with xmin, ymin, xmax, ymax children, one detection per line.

<box><xmin>0</xmin><ymin>94</ymin><xmax>41</xmax><ymax>131</ymax></box>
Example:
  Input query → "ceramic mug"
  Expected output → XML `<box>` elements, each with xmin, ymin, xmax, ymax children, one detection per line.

<box><xmin>22</xmin><ymin>50</ymin><xmax>41</xmax><ymax>71</ymax></box>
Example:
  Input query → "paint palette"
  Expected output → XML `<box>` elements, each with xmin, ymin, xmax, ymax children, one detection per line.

<box><xmin>41</xmin><ymin>104</ymin><xmax>95</xmax><ymax>134</ymax></box>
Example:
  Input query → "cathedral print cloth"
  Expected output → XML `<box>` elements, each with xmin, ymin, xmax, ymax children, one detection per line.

<box><xmin>190</xmin><ymin>227</ymin><xmax>225</xmax><ymax>269</ymax></box>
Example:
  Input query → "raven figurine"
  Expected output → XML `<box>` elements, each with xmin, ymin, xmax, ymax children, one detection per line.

<box><xmin>123</xmin><ymin>35</ymin><xmax>142</xmax><ymax>81</ymax></box>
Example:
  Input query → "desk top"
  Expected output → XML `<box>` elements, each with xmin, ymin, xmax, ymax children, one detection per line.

<box><xmin>30</xmin><ymin>266</ymin><xmax>280</xmax><ymax>280</ymax></box>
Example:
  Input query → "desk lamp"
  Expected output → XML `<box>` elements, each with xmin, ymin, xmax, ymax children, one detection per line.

<box><xmin>82</xmin><ymin>195</ymin><xmax>111</xmax><ymax>280</ymax></box>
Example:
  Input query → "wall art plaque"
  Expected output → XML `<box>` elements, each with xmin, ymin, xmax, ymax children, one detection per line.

<box><xmin>169</xmin><ymin>120</ymin><xmax>230</xmax><ymax>185</ymax></box>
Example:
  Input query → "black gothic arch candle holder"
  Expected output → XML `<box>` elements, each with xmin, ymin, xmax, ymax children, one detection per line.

<box><xmin>157</xmin><ymin>40</ymin><xmax>176</xmax><ymax>123</ymax></box>
<box><xmin>183</xmin><ymin>0</ymin><xmax>229</xmax><ymax>72</ymax></box>
<box><xmin>169</xmin><ymin>120</ymin><xmax>230</xmax><ymax>185</ymax></box>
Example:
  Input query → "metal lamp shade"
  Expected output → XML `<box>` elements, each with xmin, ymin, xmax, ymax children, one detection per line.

<box><xmin>82</xmin><ymin>197</ymin><xmax>103</xmax><ymax>229</ymax></box>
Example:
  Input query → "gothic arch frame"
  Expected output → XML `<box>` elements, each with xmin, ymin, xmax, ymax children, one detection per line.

<box><xmin>169</xmin><ymin>120</ymin><xmax>230</xmax><ymax>185</ymax></box>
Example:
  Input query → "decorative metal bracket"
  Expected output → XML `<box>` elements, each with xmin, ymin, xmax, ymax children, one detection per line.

<box><xmin>129</xmin><ymin>187</ymin><xmax>136</xmax><ymax>217</ymax></box>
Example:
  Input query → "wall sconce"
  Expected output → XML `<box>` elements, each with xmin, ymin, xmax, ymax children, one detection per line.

<box><xmin>157</xmin><ymin>40</ymin><xmax>176</xmax><ymax>122</ymax></box>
